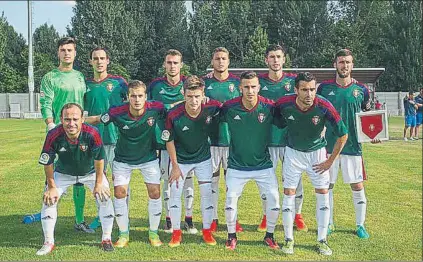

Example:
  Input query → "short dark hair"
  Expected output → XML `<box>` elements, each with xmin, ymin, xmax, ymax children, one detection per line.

<box><xmin>165</xmin><ymin>49</ymin><xmax>183</xmax><ymax>60</ymax></box>
<box><xmin>240</xmin><ymin>71</ymin><xmax>258</xmax><ymax>81</ymax></box>
<box><xmin>90</xmin><ymin>47</ymin><xmax>109</xmax><ymax>59</ymax></box>
<box><xmin>57</xmin><ymin>37</ymin><xmax>76</xmax><ymax>49</ymax></box>
<box><xmin>295</xmin><ymin>72</ymin><xmax>316</xmax><ymax>88</ymax></box>
<box><xmin>61</xmin><ymin>103</ymin><xmax>83</xmax><ymax>117</ymax></box>
<box><xmin>183</xmin><ymin>75</ymin><xmax>205</xmax><ymax>92</ymax></box>
<box><xmin>334</xmin><ymin>48</ymin><xmax>353</xmax><ymax>62</ymax></box>
<box><xmin>128</xmin><ymin>80</ymin><xmax>147</xmax><ymax>94</ymax></box>
<box><xmin>265</xmin><ymin>44</ymin><xmax>286</xmax><ymax>57</ymax></box>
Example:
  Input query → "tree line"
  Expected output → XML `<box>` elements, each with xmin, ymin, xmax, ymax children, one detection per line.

<box><xmin>0</xmin><ymin>0</ymin><xmax>421</xmax><ymax>93</ymax></box>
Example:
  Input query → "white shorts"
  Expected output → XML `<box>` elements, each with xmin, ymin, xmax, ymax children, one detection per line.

<box><xmin>328</xmin><ymin>154</ymin><xmax>367</xmax><ymax>184</ymax></box>
<box><xmin>269</xmin><ymin>146</ymin><xmax>285</xmax><ymax>171</ymax></box>
<box><xmin>50</xmin><ymin>171</ymin><xmax>110</xmax><ymax>197</ymax></box>
<box><xmin>225</xmin><ymin>168</ymin><xmax>279</xmax><ymax>198</ymax></box>
<box><xmin>112</xmin><ymin>159</ymin><xmax>161</xmax><ymax>186</ymax></box>
<box><xmin>283</xmin><ymin>147</ymin><xmax>330</xmax><ymax>189</ymax></box>
<box><xmin>211</xmin><ymin>146</ymin><xmax>229</xmax><ymax>173</ymax></box>
<box><xmin>170</xmin><ymin>158</ymin><xmax>212</xmax><ymax>182</ymax></box>
<box><xmin>159</xmin><ymin>150</ymin><xmax>171</xmax><ymax>180</ymax></box>
<box><xmin>104</xmin><ymin>144</ymin><xmax>116</xmax><ymax>170</ymax></box>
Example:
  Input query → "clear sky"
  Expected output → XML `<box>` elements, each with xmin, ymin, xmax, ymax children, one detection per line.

<box><xmin>0</xmin><ymin>1</ymin><xmax>193</xmax><ymax>43</ymax></box>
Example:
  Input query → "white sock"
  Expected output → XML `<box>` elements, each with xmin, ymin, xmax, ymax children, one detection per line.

<box><xmin>98</xmin><ymin>197</ymin><xmax>114</xmax><ymax>241</ymax></box>
<box><xmin>126</xmin><ymin>185</ymin><xmax>131</xmax><ymax>213</ymax></box>
<box><xmin>148</xmin><ymin>198</ymin><xmax>162</xmax><ymax>231</ymax></box>
<box><xmin>353</xmin><ymin>189</ymin><xmax>367</xmax><ymax>226</ymax></box>
<box><xmin>265</xmin><ymin>190</ymin><xmax>280</xmax><ymax>233</ymax></box>
<box><xmin>211</xmin><ymin>176</ymin><xmax>220</xmax><ymax>220</ymax></box>
<box><xmin>295</xmin><ymin>178</ymin><xmax>304</xmax><ymax>214</ymax></box>
<box><xmin>329</xmin><ymin>188</ymin><xmax>334</xmax><ymax>225</ymax></box>
<box><xmin>41</xmin><ymin>203</ymin><xmax>57</xmax><ymax>244</ymax></box>
<box><xmin>184</xmin><ymin>172</ymin><xmax>194</xmax><ymax>218</ymax></box>
<box><xmin>261</xmin><ymin>191</ymin><xmax>267</xmax><ymax>216</ymax></box>
<box><xmin>199</xmin><ymin>183</ymin><xmax>213</xmax><ymax>229</ymax></box>
<box><xmin>225</xmin><ymin>196</ymin><xmax>238</xmax><ymax>234</ymax></box>
<box><xmin>169</xmin><ymin>180</ymin><xmax>184</xmax><ymax>230</ymax></box>
<box><xmin>114</xmin><ymin>197</ymin><xmax>129</xmax><ymax>234</ymax></box>
<box><xmin>282</xmin><ymin>194</ymin><xmax>295</xmax><ymax>240</ymax></box>
<box><xmin>316</xmin><ymin>192</ymin><xmax>330</xmax><ymax>241</ymax></box>
<box><xmin>162</xmin><ymin>178</ymin><xmax>170</xmax><ymax>218</ymax></box>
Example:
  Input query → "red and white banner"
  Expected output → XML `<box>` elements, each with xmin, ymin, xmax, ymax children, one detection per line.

<box><xmin>355</xmin><ymin>110</ymin><xmax>389</xmax><ymax>142</ymax></box>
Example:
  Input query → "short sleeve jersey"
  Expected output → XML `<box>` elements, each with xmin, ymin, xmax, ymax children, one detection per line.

<box><xmin>164</xmin><ymin>100</ymin><xmax>222</xmax><ymax>164</ymax></box>
<box><xmin>221</xmin><ymin>96</ymin><xmax>274</xmax><ymax>171</ymax></box>
<box><xmin>100</xmin><ymin>101</ymin><xmax>165</xmax><ymax>165</ymax></box>
<box><xmin>403</xmin><ymin>98</ymin><xmax>417</xmax><ymax>116</ymax></box>
<box><xmin>258</xmin><ymin>72</ymin><xmax>296</xmax><ymax>147</ymax></box>
<box><xmin>40</xmin><ymin>69</ymin><xmax>86</xmax><ymax>124</ymax></box>
<box><xmin>203</xmin><ymin>73</ymin><xmax>240</xmax><ymax>146</ymax></box>
<box><xmin>415</xmin><ymin>95</ymin><xmax>423</xmax><ymax>113</ymax></box>
<box><xmin>275</xmin><ymin>94</ymin><xmax>347</xmax><ymax>152</ymax></box>
<box><xmin>317</xmin><ymin>79</ymin><xmax>370</xmax><ymax>156</ymax></box>
<box><xmin>38</xmin><ymin>124</ymin><xmax>105</xmax><ymax>175</ymax></box>
<box><xmin>84</xmin><ymin>75</ymin><xmax>128</xmax><ymax>145</ymax></box>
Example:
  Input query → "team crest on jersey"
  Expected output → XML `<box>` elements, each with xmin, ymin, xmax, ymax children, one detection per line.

<box><xmin>353</xmin><ymin>89</ymin><xmax>360</xmax><ymax>97</ymax></box>
<box><xmin>228</xmin><ymin>83</ymin><xmax>235</xmax><ymax>93</ymax></box>
<box><xmin>258</xmin><ymin>113</ymin><xmax>266</xmax><ymax>123</ymax></box>
<box><xmin>284</xmin><ymin>83</ymin><xmax>291</xmax><ymax>91</ymax></box>
<box><xmin>39</xmin><ymin>153</ymin><xmax>50</xmax><ymax>164</ymax></box>
<box><xmin>147</xmin><ymin>117</ymin><xmax>155</xmax><ymax>126</ymax></box>
<box><xmin>79</xmin><ymin>143</ymin><xmax>88</xmax><ymax>152</ymax></box>
<box><xmin>205</xmin><ymin>116</ymin><xmax>212</xmax><ymax>124</ymax></box>
<box><xmin>101</xmin><ymin>113</ymin><xmax>110</xmax><ymax>123</ymax></box>
<box><xmin>312</xmin><ymin>116</ymin><xmax>320</xmax><ymax>125</ymax></box>
<box><xmin>107</xmin><ymin>83</ymin><xmax>114</xmax><ymax>92</ymax></box>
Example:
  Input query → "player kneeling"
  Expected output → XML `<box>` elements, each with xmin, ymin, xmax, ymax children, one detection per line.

<box><xmin>36</xmin><ymin>103</ymin><xmax>114</xmax><ymax>255</ymax></box>
<box><xmin>162</xmin><ymin>76</ymin><xmax>220</xmax><ymax>247</ymax></box>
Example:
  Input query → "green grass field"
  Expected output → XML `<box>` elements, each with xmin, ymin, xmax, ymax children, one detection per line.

<box><xmin>0</xmin><ymin>117</ymin><xmax>421</xmax><ymax>261</ymax></box>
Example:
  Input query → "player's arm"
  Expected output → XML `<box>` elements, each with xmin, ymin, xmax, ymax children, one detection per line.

<box><xmin>39</xmin><ymin>74</ymin><xmax>56</xmax><ymax>129</ymax></box>
<box><xmin>38</xmin><ymin>133</ymin><xmax>58</xmax><ymax>206</ymax></box>
<box><xmin>273</xmin><ymin>102</ymin><xmax>287</xmax><ymax>129</ymax></box>
<box><xmin>85</xmin><ymin>115</ymin><xmax>101</xmax><ymax>125</ymax></box>
<box><xmin>91</xmin><ymin>135</ymin><xmax>110</xmax><ymax>201</ymax></box>
<box><xmin>162</xmin><ymin>115</ymin><xmax>183</xmax><ymax>187</ymax></box>
<box><xmin>361</xmin><ymin>85</ymin><xmax>371</xmax><ymax>112</ymax></box>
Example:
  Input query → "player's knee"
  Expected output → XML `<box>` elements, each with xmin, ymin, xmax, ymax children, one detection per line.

<box><xmin>350</xmin><ymin>182</ymin><xmax>363</xmax><ymax>191</ymax></box>
<box><xmin>284</xmin><ymin>188</ymin><xmax>296</xmax><ymax>196</ymax></box>
<box><xmin>147</xmin><ymin>185</ymin><xmax>160</xmax><ymax>199</ymax></box>
<box><xmin>266</xmin><ymin>190</ymin><xmax>280</xmax><ymax>210</ymax></box>
<box><xmin>225</xmin><ymin>195</ymin><xmax>239</xmax><ymax>210</ymax></box>
<box><xmin>114</xmin><ymin>186</ymin><xmax>127</xmax><ymax>199</ymax></box>
<box><xmin>315</xmin><ymin>188</ymin><xmax>328</xmax><ymax>194</ymax></box>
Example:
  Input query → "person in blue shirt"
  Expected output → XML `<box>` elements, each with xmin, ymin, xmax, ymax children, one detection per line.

<box><xmin>413</xmin><ymin>88</ymin><xmax>423</xmax><ymax>140</ymax></box>
<box><xmin>403</xmin><ymin>91</ymin><xmax>418</xmax><ymax>141</ymax></box>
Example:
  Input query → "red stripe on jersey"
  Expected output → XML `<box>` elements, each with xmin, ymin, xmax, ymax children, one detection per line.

<box><xmin>319</xmin><ymin>79</ymin><xmax>336</xmax><ymax>85</ymax></box>
<box><xmin>165</xmin><ymin>104</ymin><xmax>185</xmax><ymax>129</ymax></box>
<box><xmin>43</xmin><ymin>126</ymin><xmax>65</xmax><ymax>151</ymax></box>
<box><xmin>275</xmin><ymin>94</ymin><xmax>296</xmax><ymax>107</ymax></box>
<box><xmin>284</xmin><ymin>72</ymin><xmax>297</xmax><ymax>79</ymax></box>
<box><xmin>109</xmin><ymin>104</ymin><xmax>129</xmax><ymax>117</ymax></box>
<box><xmin>223</xmin><ymin>96</ymin><xmax>242</xmax><ymax>108</ymax></box>
<box><xmin>316</xmin><ymin>97</ymin><xmax>341</xmax><ymax>122</ymax></box>
<box><xmin>228</xmin><ymin>73</ymin><xmax>240</xmax><ymax>81</ymax></box>
<box><xmin>108</xmin><ymin>75</ymin><xmax>128</xmax><ymax>86</ymax></box>
<box><xmin>204</xmin><ymin>99</ymin><xmax>222</xmax><ymax>108</ymax></box>
<box><xmin>82</xmin><ymin>124</ymin><xmax>103</xmax><ymax>147</ymax></box>
<box><xmin>146</xmin><ymin>100</ymin><xmax>165</xmax><ymax>111</ymax></box>
<box><xmin>258</xmin><ymin>96</ymin><xmax>275</xmax><ymax>107</ymax></box>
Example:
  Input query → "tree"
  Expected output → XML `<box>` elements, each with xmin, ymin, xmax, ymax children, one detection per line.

<box><xmin>33</xmin><ymin>23</ymin><xmax>60</xmax><ymax>64</ymax></box>
<box><xmin>243</xmin><ymin>25</ymin><xmax>268</xmax><ymax>68</ymax></box>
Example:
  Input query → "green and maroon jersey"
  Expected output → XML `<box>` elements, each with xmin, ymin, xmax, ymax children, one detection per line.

<box><xmin>38</xmin><ymin>124</ymin><xmax>105</xmax><ymax>176</ymax></box>
<box><xmin>258</xmin><ymin>72</ymin><xmax>296</xmax><ymax>147</ymax></box>
<box><xmin>275</xmin><ymin>94</ymin><xmax>348</xmax><ymax>152</ymax></box>
<box><xmin>40</xmin><ymin>68</ymin><xmax>86</xmax><ymax>124</ymax></box>
<box><xmin>85</xmin><ymin>75</ymin><xmax>128</xmax><ymax>145</ymax></box>
<box><xmin>203</xmin><ymin>73</ymin><xmax>240</xmax><ymax>146</ymax></box>
<box><xmin>100</xmin><ymin>101</ymin><xmax>165</xmax><ymax>165</ymax></box>
<box><xmin>317</xmin><ymin>79</ymin><xmax>370</xmax><ymax>156</ymax></box>
<box><xmin>221</xmin><ymin>96</ymin><xmax>274</xmax><ymax>171</ymax></box>
<box><xmin>164</xmin><ymin>100</ymin><xmax>222</xmax><ymax>164</ymax></box>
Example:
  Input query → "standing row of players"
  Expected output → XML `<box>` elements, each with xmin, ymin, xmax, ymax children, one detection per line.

<box><xmin>32</xmin><ymin>37</ymin><xmax>372</xmax><ymax>256</ymax></box>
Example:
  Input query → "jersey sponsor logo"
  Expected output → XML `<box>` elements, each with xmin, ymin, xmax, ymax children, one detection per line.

<box><xmin>288</xmin><ymin>115</ymin><xmax>295</xmax><ymax>120</ymax></box>
<box><xmin>234</xmin><ymin>115</ymin><xmax>241</xmax><ymax>120</ymax></box>
<box><xmin>107</xmin><ymin>83</ymin><xmax>114</xmax><ymax>92</ymax></box>
<box><xmin>101</xmin><ymin>113</ymin><xmax>110</xmax><ymax>123</ymax></box>
<box><xmin>40</xmin><ymin>91</ymin><xmax>45</xmax><ymax>97</ymax></box>
<box><xmin>123</xmin><ymin>125</ymin><xmax>130</xmax><ymax>130</ymax></box>
<box><xmin>39</xmin><ymin>153</ymin><xmax>50</xmax><ymax>164</ymax></box>
<box><xmin>205</xmin><ymin>116</ymin><xmax>212</xmax><ymax>124</ymax></box>
<box><xmin>79</xmin><ymin>143</ymin><xmax>88</xmax><ymax>152</ymax></box>
<box><xmin>159</xmin><ymin>89</ymin><xmax>166</xmax><ymax>94</ymax></box>
<box><xmin>262</xmin><ymin>86</ymin><xmax>268</xmax><ymax>91</ymax></box>
<box><xmin>147</xmin><ymin>117</ymin><xmax>155</xmax><ymax>126</ymax></box>
<box><xmin>182</xmin><ymin>126</ymin><xmax>189</xmax><ymax>131</ymax></box>
<box><xmin>228</xmin><ymin>83</ymin><xmax>235</xmax><ymax>93</ymax></box>
<box><xmin>258</xmin><ymin>113</ymin><xmax>265</xmax><ymax>123</ymax></box>
<box><xmin>328</xmin><ymin>91</ymin><xmax>335</xmax><ymax>96</ymax></box>
<box><xmin>312</xmin><ymin>115</ymin><xmax>320</xmax><ymax>125</ymax></box>
<box><xmin>59</xmin><ymin>147</ymin><xmax>67</xmax><ymax>152</ymax></box>
<box><xmin>207</xmin><ymin>86</ymin><xmax>213</xmax><ymax>90</ymax></box>
<box><xmin>284</xmin><ymin>83</ymin><xmax>291</xmax><ymax>91</ymax></box>
<box><xmin>353</xmin><ymin>89</ymin><xmax>360</xmax><ymax>97</ymax></box>
<box><xmin>161</xmin><ymin>130</ymin><xmax>170</xmax><ymax>141</ymax></box>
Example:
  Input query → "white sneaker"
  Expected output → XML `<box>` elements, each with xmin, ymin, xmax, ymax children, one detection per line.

<box><xmin>36</xmin><ymin>242</ymin><xmax>54</xmax><ymax>255</ymax></box>
<box><xmin>413</xmin><ymin>137</ymin><xmax>419</xmax><ymax>140</ymax></box>
<box><xmin>404</xmin><ymin>137</ymin><xmax>408</xmax><ymax>141</ymax></box>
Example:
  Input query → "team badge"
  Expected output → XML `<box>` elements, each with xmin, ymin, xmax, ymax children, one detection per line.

<box><xmin>80</xmin><ymin>143</ymin><xmax>88</xmax><ymax>152</ymax></box>
<box><xmin>228</xmin><ymin>83</ymin><xmax>235</xmax><ymax>93</ymax></box>
<box><xmin>284</xmin><ymin>83</ymin><xmax>291</xmax><ymax>91</ymax></box>
<box><xmin>39</xmin><ymin>153</ymin><xmax>50</xmax><ymax>164</ymax></box>
<box><xmin>205</xmin><ymin>116</ymin><xmax>212</xmax><ymax>124</ymax></box>
<box><xmin>369</xmin><ymin>124</ymin><xmax>375</xmax><ymax>132</ymax></box>
<box><xmin>107</xmin><ymin>83</ymin><xmax>114</xmax><ymax>92</ymax></box>
<box><xmin>258</xmin><ymin>113</ymin><xmax>265</xmax><ymax>123</ymax></box>
<box><xmin>353</xmin><ymin>89</ymin><xmax>360</xmax><ymax>97</ymax></box>
<box><xmin>161</xmin><ymin>130</ymin><xmax>170</xmax><ymax>141</ymax></box>
<box><xmin>147</xmin><ymin>117</ymin><xmax>155</xmax><ymax>126</ymax></box>
<box><xmin>100</xmin><ymin>113</ymin><xmax>110</xmax><ymax>123</ymax></box>
<box><xmin>312</xmin><ymin>115</ymin><xmax>320</xmax><ymax>125</ymax></box>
